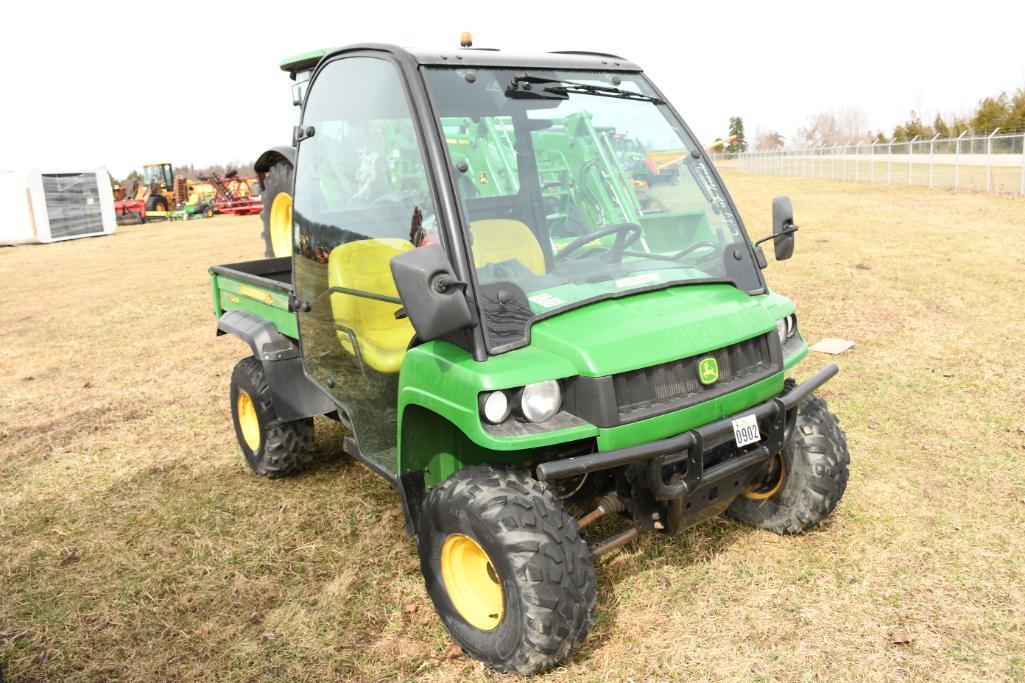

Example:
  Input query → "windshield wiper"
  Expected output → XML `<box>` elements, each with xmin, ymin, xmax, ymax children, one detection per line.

<box><xmin>506</xmin><ymin>75</ymin><xmax>664</xmax><ymax>104</ymax></box>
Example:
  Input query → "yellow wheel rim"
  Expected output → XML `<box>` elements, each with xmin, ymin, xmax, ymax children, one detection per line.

<box><xmin>236</xmin><ymin>390</ymin><xmax>261</xmax><ymax>451</ymax></box>
<box><xmin>440</xmin><ymin>533</ymin><xmax>504</xmax><ymax>631</ymax></box>
<box><xmin>269</xmin><ymin>192</ymin><xmax>292</xmax><ymax>257</ymax></box>
<box><xmin>744</xmin><ymin>452</ymin><xmax>785</xmax><ymax>500</ymax></box>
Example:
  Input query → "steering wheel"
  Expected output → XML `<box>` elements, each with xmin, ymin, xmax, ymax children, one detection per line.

<box><xmin>556</xmin><ymin>222</ymin><xmax>643</xmax><ymax>264</ymax></box>
<box><xmin>671</xmin><ymin>240</ymin><xmax>719</xmax><ymax>262</ymax></box>
<box><xmin>370</xmin><ymin>191</ymin><xmax>414</xmax><ymax>208</ymax></box>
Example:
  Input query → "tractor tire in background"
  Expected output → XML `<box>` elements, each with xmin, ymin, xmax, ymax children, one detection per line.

<box><xmin>260</xmin><ymin>160</ymin><xmax>294</xmax><ymax>258</ymax></box>
<box><xmin>727</xmin><ymin>383</ymin><xmax>850</xmax><ymax>534</ymax></box>
<box><xmin>418</xmin><ymin>466</ymin><xmax>596</xmax><ymax>675</ymax></box>
<box><xmin>146</xmin><ymin>195</ymin><xmax>168</xmax><ymax>212</ymax></box>
<box><xmin>230</xmin><ymin>356</ymin><xmax>315</xmax><ymax>477</ymax></box>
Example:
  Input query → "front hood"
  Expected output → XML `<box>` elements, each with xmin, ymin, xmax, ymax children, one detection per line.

<box><xmin>529</xmin><ymin>284</ymin><xmax>776</xmax><ymax>376</ymax></box>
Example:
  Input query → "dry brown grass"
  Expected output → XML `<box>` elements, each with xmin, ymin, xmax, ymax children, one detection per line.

<box><xmin>2</xmin><ymin>176</ymin><xmax>1025</xmax><ymax>681</ymax></box>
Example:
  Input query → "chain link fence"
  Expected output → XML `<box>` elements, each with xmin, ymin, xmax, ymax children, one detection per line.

<box><xmin>712</xmin><ymin>131</ymin><xmax>1025</xmax><ymax>196</ymax></box>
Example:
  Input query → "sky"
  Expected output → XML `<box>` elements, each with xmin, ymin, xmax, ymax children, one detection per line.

<box><xmin>3</xmin><ymin>0</ymin><xmax>1024</xmax><ymax>178</ymax></box>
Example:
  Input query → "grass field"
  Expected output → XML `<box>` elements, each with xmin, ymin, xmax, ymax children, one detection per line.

<box><xmin>2</xmin><ymin>173</ymin><xmax>1025</xmax><ymax>681</ymax></box>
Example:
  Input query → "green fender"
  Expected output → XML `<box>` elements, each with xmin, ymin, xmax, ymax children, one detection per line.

<box><xmin>396</xmin><ymin>339</ymin><xmax>598</xmax><ymax>488</ymax></box>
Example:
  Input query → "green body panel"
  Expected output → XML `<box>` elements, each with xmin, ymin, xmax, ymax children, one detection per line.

<box><xmin>396</xmin><ymin>285</ymin><xmax>801</xmax><ymax>485</ymax></box>
<box><xmin>208</xmin><ymin>270</ymin><xmax>299</xmax><ymax>339</ymax></box>
<box><xmin>401</xmin><ymin>405</ymin><xmax>534</xmax><ymax>489</ymax></box>
<box><xmin>529</xmin><ymin>284</ymin><xmax>779</xmax><ymax>376</ymax></box>
<box><xmin>397</xmin><ymin>339</ymin><xmax>598</xmax><ymax>455</ymax></box>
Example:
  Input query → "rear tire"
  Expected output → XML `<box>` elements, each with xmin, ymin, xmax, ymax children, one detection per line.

<box><xmin>259</xmin><ymin>160</ymin><xmax>294</xmax><ymax>257</ymax></box>
<box><xmin>230</xmin><ymin>357</ymin><xmax>314</xmax><ymax>477</ymax></box>
<box><xmin>418</xmin><ymin>466</ymin><xmax>596</xmax><ymax>675</ymax></box>
<box><xmin>727</xmin><ymin>386</ymin><xmax>850</xmax><ymax>534</ymax></box>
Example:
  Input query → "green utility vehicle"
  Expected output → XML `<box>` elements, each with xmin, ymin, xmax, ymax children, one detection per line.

<box><xmin>213</xmin><ymin>43</ymin><xmax>850</xmax><ymax>675</ymax></box>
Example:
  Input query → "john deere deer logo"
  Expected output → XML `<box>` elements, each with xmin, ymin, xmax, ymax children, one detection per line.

<box><xmin>698</xmin><ymin>357</ymin><xmax>719</xmax><ymax>385</ymax></box>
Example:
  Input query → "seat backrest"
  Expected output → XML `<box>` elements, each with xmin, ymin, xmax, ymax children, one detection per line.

<box><xmin>469</xmin><ymin>219</ymin><xmax>545</xmax><ymax>275</ymax></box>
<box><xmin>327</xmin><ymin>238</ymin><xmax>414</xmax><ymax>371</ymax></box>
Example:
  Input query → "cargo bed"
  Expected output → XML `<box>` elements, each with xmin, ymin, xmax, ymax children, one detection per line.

<box><xmin>209</xmin><ymin>257</ymin><xmax>298</xmax><ymax>339</ymax></box>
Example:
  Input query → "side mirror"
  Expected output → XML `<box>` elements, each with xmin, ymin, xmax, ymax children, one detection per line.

<box><xmin>772</xmin><ymin>196</ymin><xmax>796</xmax><ymax>261</ymax></box>
<box><xmin>390</xmin><ymin>245</ymin><xmax>473</xmax><ymax>341</ymax></box>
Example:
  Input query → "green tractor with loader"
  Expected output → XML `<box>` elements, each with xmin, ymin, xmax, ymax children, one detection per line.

<box><xmin>218</xmin><ymin>43</ymin><xmax>851</xmax><ymax>675</ymax></box>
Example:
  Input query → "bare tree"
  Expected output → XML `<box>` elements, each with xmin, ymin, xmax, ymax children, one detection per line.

<box><xmin>795</xmin><ymin>107</ymin><xmax>870</xmax><ymax>147</ymax></box>
<box><xmin>754</xmin><ymin>128</ymin><xmax>786</xmax><ymax>151</ymax></box>
<box><xmin>180</xmin><ymin>161</ymin><xmax>258</xmax><ymax>179</ymax></box>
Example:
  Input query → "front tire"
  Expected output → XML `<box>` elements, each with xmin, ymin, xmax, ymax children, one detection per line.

<box><xmin>727</xmin><ymin>387</ymin><xmax>850</xmax><ymax>534</ymax></box>
<box><xmin>418</xmin><ymin>466</ymin><xmax>596</xmax><ymax>676</ymax></box>
<box><xmin>146</xmin><ymin>194</ymin><xmax>168</xmax><ymax>212</ymax></box>
<box><xmin>230</xmin><ymin>357</ymin><xmax>314</xmax><ymax>477</ymax></box>
<box><xmin>259</xmin><ymin>160</ymin><xmax>294</xmax><ymax>257</ymax></box>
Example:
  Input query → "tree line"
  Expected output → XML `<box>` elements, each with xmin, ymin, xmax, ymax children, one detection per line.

<box><xmin>747</xmin><ymin>86</ymin><xmax>1025</xmax><ymax>150</ymax></box>
<box><xmin>112</xmin><ymin>162</ymin><xmax>258</xmax><ymax>187</ymax></box>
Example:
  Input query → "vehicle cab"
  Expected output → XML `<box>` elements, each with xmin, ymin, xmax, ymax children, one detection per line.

<box><xmin>285</xmin><ymin>44</ymin><xmax>808</xmax><ymax>494</ymax></box>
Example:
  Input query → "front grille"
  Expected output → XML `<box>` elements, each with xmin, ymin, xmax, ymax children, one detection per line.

<box><xmin>613</xmin><ymin>333</ymin><xmax>777</xmax><ymax>423</ymax></box>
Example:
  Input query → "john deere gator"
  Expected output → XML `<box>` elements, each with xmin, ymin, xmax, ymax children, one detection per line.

<box><xmin>215</xmin><ymin>42</ymin><xmax>851</xmax><ymax>675</ymax></box>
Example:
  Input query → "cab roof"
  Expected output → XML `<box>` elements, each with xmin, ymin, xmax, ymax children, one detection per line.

<box><xmin>279</xmin><ymin>43</ymin><xmax>642</xmax><ymax>77</ymax></box>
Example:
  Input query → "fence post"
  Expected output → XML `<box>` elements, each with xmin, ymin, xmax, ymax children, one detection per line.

<box><xmin>888</xmin><ymin>141</ymin><xmax>893</xmax><ymax>184</ymax></box>
<box><xmin>928</xmin><ymin>133</ymin><xmax>940</xmax><ymax>188</ymax></box>
<box><xmin>854</xmin><ymin>142</ymin><xmax>861</xmax><ymax>182</ymax></box>
<box><xmin>870</xmin><ymin>141</ymin><xmax>877</xmax><ymax>184</ymax></box>
<box><xmin>908</xmin><ymin>136</ymin><xmax>918</xmax><ymax>185</ymax></box>
<box><xmin>1020</xmin><ymin>132</ymin><xmax>1024</xmax><ymax>196</ymax></box>
<box><xmin>986</xmin><ymin>128</ymin><xmax>1000</xmax><ymax>193</ymax></box>
<box><xmin>955</xmin><ymin>130</ymin><xmax>967</xmax><ymax>191</ymax></box>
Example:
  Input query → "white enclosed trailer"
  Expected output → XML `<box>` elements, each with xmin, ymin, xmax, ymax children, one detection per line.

<box><xmin>0</xmin><ymin>168</ymin><xmax>116</xmax><ymax>245</ymax></box>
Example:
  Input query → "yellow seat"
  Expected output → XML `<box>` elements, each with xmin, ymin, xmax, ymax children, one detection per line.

<box><xmin>328</xmin><ymin>238</ymin><xmax>414</xmax><ymax>374</ymax></box>
<box><xmin>470</xmin><ymin>219</ymin><xmax>545</xmax><ymax>275</ymax></box>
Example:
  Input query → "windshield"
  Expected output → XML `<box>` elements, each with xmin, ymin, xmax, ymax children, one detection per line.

<box><xmin>143</xmin><ymin>164</ymin><xmax>171</xmax><ymax>189</ymax></box>
<box><xmin>424</xmin><ymin>67</ymin><xmax>763</xmax><ymax>353</ymax></box>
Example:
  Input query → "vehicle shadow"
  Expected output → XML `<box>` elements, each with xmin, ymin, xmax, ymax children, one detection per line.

<box><xmin>571</xmin><ymin>513</ymin><xmax>752</xmax><ymax>657</ymax></box>
<box><xmin>572</xmin><ymin>508</ymin><xmax>842</xmax><ymax>662</ymax></box>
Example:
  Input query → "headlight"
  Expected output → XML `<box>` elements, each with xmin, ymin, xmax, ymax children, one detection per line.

<box><xmin>776</xmin><ymin>314</ymin><xmax>797</xmax><ymax>346</ymax></box>
<box><xmin>776</xmin><ymin>318</ymin><xmax>788</xmax><ymax>346</ymax></box>
<box><xmin>520</xmin><ymin>380</ymin><xmax>562</xmax><ymax>423</ymax></box>
<box><xmin>480</xmin><ymin>391</ymin><xmax>511</xmax><ymax>424</ymax></box>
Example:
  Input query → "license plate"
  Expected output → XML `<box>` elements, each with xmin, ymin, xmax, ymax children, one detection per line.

<box><xmin>732</xmin><ymin>414</ymin><xmax>761</xmax><ymax>447</ymax></box>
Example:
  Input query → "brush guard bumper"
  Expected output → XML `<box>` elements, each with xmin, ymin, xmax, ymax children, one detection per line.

<box><xmin>536</xmin><ymin>364</ymin><xmax>839</xmax><ymax>531</ymax></box>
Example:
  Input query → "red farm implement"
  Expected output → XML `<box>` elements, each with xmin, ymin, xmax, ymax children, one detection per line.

<box><xmin>206</xmin><ymin>171</ymin><xmax>263</xmax><ymax>216</ymax></box>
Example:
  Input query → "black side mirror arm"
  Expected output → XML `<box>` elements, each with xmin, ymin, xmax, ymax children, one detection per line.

<box><xmin>754</xmin><ymin>223</ymin><xmax>799</xmax><ymax>248</ymax></box>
